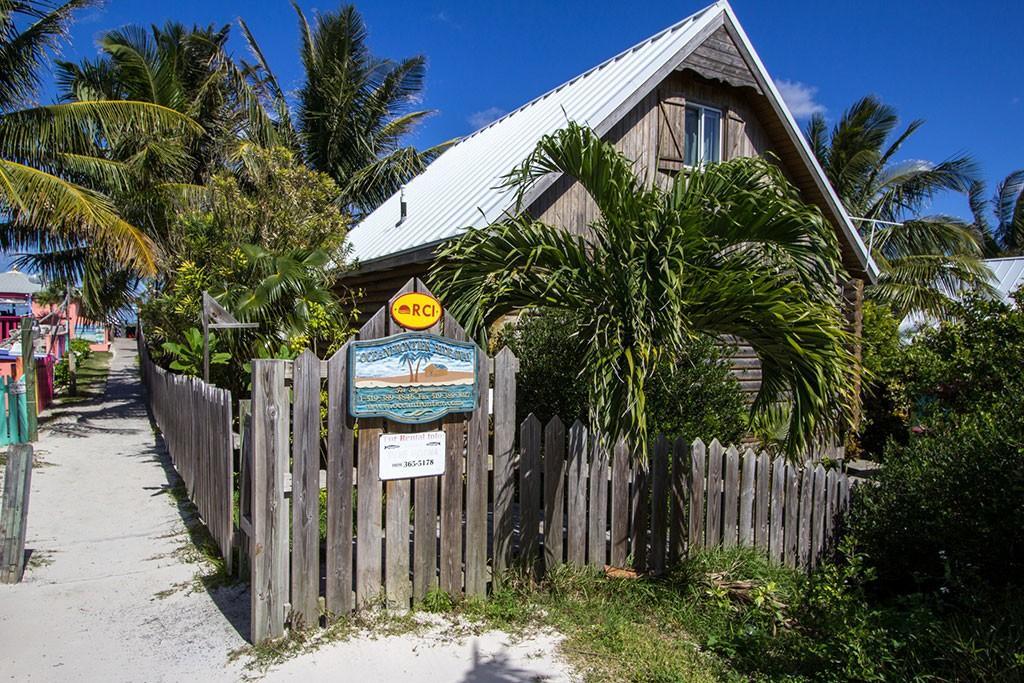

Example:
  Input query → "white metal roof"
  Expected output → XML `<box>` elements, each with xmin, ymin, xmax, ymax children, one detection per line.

<box><xmin>0</xmin><ymin>270</ymin><xmax>42</xmax><ymax>296</ymax></box>
<box><xmin>347</xmin><ymin>3</ymin><xmax>719</xmax><ymax>264</ymax></box>
<box><xmin>347</xmin><ymin>0</ymin><xmax>876</xmax><ymax>280</ymax></box>
<box><xmin>983</xmin><ymin>256</ymin><xmax>1024</xmax><ymax>303</ymax></box>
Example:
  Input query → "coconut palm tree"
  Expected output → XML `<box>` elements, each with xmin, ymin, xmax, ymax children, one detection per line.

<box><xmin>806</xmin><ymin>96</ymin><xmax>992</xmax><ymax>319</ymax></box>
<box><xmin>239</xmin><ymin>3</ymin><xmax>456</xmax><ymax>216</ymax></box>
<box><xmin>431</xmin><ymin>122</ymin><xmax>854</xmax><ymax>460</ymax></box>
<box><xmin>969</xmin><ymin>170</ymin><xmax>1024</xmax><ymax>256</ymax></box>
<box><xmin>0</xmin><ymin>0</ymin><xmax>201</xmax><ymax>276</ymax></box>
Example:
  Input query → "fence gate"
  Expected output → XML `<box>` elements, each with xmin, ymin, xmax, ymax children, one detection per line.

<box><xmin>248</xmin><ymin>279</ymin><xmax>516</xmax><ymax>642</ymax></box>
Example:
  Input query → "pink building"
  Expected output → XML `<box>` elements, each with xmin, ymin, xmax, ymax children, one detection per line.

<box><xmin>0</xmin><ymin>271</ymin><xmax>110</xmax><ymax>407</ymax></box>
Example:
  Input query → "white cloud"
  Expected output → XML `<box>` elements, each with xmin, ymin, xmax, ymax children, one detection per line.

<box><xmin>775</xmin><ymin>79</ymin><xmax>826</xmax><ymax>119</ymax></box>
<box><xmin>467</xmin><ymin>107</ymin><xmax>506</xmax><ymax>129</ymax></box>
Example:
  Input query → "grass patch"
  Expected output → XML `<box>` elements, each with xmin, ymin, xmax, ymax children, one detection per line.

<box><xmin>52</xmin><ymin>351</ymin><xmax>113</xmax><ymax>405</ymax></box>
<box><xmin>420</xmin><ymin>545</ymin><xmax>1024</xmax><ymax>682</ymax></box>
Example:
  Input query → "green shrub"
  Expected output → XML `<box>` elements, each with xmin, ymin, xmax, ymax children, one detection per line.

<box><xmin>849</xmin><ymin>415</ymin><xmax>1024</xmax><ymax>596</ymax></box>
<box><xmin>851</xmin><ymin>291</ymin><xmax>1024</xmax><ymax>595</ymax></box>
<box><xmin>855</xmin><ymin>301</ymin><xmax>910</xmax><ymax>458</ymax></box>
<box><xmin>54</xmin><ymin>357</ymin><xmax>69</xmax><ymax>388</ymax></box>
<box><xmin>494</xmin><ymin>309</ymin><xmax>746</xmax><ymax>442</ymax></box>
<box><xmin>69</xmin><ymin>337</ymin><xmax>92</xmax><ymax>361</ymax></box>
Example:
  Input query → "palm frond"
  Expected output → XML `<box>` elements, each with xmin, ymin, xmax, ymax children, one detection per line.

<box><xmin>0</xmin><ymin>158</ymin><xmax>158</xmax><ymax>274</ymax></box>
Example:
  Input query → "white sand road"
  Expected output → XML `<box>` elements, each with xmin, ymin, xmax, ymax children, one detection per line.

<box><xmin>0</xmin><ymin>339</ymin><xmax>574</xmax><ymax>682</ymax></box>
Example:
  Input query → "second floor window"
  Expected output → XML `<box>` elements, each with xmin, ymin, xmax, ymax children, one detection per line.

<box><xmin>684</xmin><ymin>104</ymin><xmax>722</xmax><ymax>166</ymax></box>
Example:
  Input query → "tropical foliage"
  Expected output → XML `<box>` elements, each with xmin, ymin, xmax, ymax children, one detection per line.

<box><xmin>493</xmin><ymin>309</ymin><xmax>747</xmax><ymax>444</ymax></box>
<box><xmin>139</xmin><ymin>147</ymin><xmax>355</xmax><ymax>388</ymax></box>
<box><xmin>0</xmin><ymin>0</ymin><xmax>201</xmax><ymax>280</ymax></box>
<box><xmin>433</xmin><ymin>122</ymin><xmax>854</xmax><ymax>460</ymax></box>
<box><xmin>807</xmin><ymin>96</ymin><xmax>992</xmax><ymax>319</ymax></box>
<box><xmin>239</xmin><ymin>4</ymin><xmax>456</xmax><ymax>216</ymax></box>
<box><xmin>970</xmin><ymin>169</ymin><xmax>1024</xmax><ymax>256</ymax></box>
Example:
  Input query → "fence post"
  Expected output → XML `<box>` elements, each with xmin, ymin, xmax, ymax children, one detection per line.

<box><xmin>250</xmin><ymin>359</ymin><xmax>289</xmax><ymax>643</ymax></box>
<box><xmin>20</xmin><ymin>319</ymin><xmax>36</xmax><ymax>442</ymax></box>
<box><xmin>0</xmin><ymin>444</ymin><xmax>33</xmax><ymax>583</ymax></box>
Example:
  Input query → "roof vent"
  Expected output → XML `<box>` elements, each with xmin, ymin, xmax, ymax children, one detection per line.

<box><xmin>395</xmin><ymin>188</ymin><xmax>407</xmax><ymax>227</ymax></box>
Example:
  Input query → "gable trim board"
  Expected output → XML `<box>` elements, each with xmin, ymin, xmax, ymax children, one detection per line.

<box><xmin>345</xmin><ymin>0</ymin><xmax>877</xmax><ymax>283</ymax></box>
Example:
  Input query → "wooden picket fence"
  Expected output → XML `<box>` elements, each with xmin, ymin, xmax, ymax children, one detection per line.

<box><xmin>137</xmin><ymin>328</ymin><xmax>234</xmax><ymax>573</ymax></box>
<box><xmin>521</xmin><ymin>417</ymin><xmax>851</xmax><ymax>576</ymax></box>
<box><xmin>244</xmin><ymin>279</ymin><xmax>508</xmax><ymax>642</ymax></box>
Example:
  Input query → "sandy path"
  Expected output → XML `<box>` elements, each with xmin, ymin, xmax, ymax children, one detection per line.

<box><xmin>0</xmin><ymin>339</ymin><xmax>575</xmax><ymax>682</ymax></box>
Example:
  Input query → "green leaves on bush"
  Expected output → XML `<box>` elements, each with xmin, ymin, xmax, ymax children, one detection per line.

<box><xmin>493</xmin><ymin>309</ymin><xmax>746</xmax><ymax>443</ymax></box>
<box><xmin>161</xmin><ymin>327</ymin><xmax>230</xmax><ymax>377</ymax></box>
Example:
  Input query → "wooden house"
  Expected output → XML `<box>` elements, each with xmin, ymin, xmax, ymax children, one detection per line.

<box><xmin>341</xmin><ymin>0</ymin><xmax>876</xmax><ymax>397</ymax></box>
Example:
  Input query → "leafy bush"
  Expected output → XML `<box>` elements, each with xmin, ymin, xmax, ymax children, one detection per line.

<box><xmin>855</xmin><ymin>301</ymin><xmax>910</xmax><ymax>458</ymax></box>
<box><xmin>69</xmin><ymin>337</ymin><xmax>93</xmax><ymax>361</ymax></box>
<box><xmin>850</xmin><ymin>291</ymin><xmax>1024</xmax><ymax>594</ymax></box>
<box><xmin>161</xmin><ymin>327</ymin><xmax>230</xmax><ymax>377</ymax></box>
<box><xmin>494</xmin><ymin>309</ymin><xmax>746</xmax><ymax>442</ymax></box>
<box><xmin>849</xmin><ymin>415</ymin><xmax>1024</xmax><ymax>595</ymax></box>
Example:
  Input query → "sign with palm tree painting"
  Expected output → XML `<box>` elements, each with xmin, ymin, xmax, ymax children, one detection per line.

<box><xmin>348</xmin><ymin>332</ymin><xmax>478</xmax><ymax>423</ymax></box>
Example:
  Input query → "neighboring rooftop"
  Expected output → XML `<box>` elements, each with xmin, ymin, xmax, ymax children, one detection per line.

<box><xmin>984</xmin><ymin>256</ymin><xmax>1024</xmax><ymax>303</ymax></box>
<box><xmin>346</xmin><ymin>0</ymin><xmax>875</xmax><ymax>280</ymax></box>
<box><xmin>0</xmin><ymin>270</ymin><xmax>42</xmax><ymax>296</ymax></box>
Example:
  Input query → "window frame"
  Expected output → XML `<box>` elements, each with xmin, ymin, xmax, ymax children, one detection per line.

<box><xmin>683</xmin><ymin>102</ymin><xmax>724</xmax><ymax>168</ymax></box>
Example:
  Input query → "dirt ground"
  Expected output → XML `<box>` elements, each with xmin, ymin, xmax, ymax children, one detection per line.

<box><xmin>0</xmin><ymin>339</ymin><xmax>573</xmax><ymax>682</ymax></box>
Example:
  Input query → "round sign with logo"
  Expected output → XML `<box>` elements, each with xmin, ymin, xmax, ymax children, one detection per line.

<box><xmin>390</xmin><ymin>292</ymin><xmax>443</xmax><ymax>330</ymax></box>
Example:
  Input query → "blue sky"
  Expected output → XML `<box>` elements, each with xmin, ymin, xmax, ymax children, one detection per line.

<box><xmin>43</xmin><ymin>0</ymin><xmax>1024</xmax><ymax>221</ymax></box>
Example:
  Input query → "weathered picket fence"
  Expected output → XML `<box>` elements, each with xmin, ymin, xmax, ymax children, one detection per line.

<box><xmin>517</xmin><ymin>418</ymin><xmax>850</xmax><ymax>576</ymax></box>
<box><xmin>244</xmin><ymin>279</ymin><xmax>854</xmax><ymax>644</ymax></box>
<box><xmin>244</xmin><ymin>278</ymin><xmax>507</xmax><ymax>641</ymax></box>
<box><xmin>137</xmin><ymin>328</ymin><xmax>234</xmax><ymax>573</ymax></box>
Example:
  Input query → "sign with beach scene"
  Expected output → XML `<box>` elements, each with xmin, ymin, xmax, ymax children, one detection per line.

<box><xmin>348</xmin><ymin>332</ymin><xmax>478</xmax><ymax>423</ymax></box>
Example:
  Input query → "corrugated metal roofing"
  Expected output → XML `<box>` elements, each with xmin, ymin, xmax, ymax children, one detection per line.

<box><xmin>346</xmin><ymin>0</ymin><xmax>875</xmax><ymax>280</ymax></box>
<box><xmin>984</xmin><ymin>256</ymin><xmax>1024</xmax><ymax>303</ymax></box>
<box><xmin>347</xmin><ymin>2</ymin><xmax>720</xmax><ymax>264</ymax></box>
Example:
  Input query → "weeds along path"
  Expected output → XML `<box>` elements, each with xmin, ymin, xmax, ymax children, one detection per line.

<box><xmin>0</xmin><ymin>338</ymin><xmax>249</xmax><ymax>682</ymax></box>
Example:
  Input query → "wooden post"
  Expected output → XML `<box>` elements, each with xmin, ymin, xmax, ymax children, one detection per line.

<box><xmin>291</xmin><ymin>350</ymin><xmax>321</xmax><ymax>627</ymax></box>
<box><xmin>610</xmin><ymin>437</ymin><xmax>630</xmax><ymax>567</ymax></box>
<box><xmin>649</xmin><ymin>435</ymin><xmax>669</xmax><ymax>574</ymax></box>
<box><xmin>566</xmin><ymin>421</ymin><xmax>588</xmax><ymax>567</ymax></box>
<box><xmin>587</xmin><ymin>434</ymin><xmax>609</xmax><ymax>569</ymax></box>
<box><xmin>20</xmin><ymin>319</ymin><xmax>36</xmax><ymax>442</ymax></box>
<box><xmin>67</xmin><ymin>341</ymin><xmax>77</xmax><ymax>397</ymax></box>
<box><xmin>0</xmin><ymin>444</ymin><xmax>33</xmax><ymax>583</ymax></box>
<box><xmin>325</xmin><ymin>346</ymin><xmax>354</xmax><ymax>616</ymax></box>
<box><xmin>250</xmin><ymin>359</ymin><xmax>289</xmax><ymax>643</ymax></box>
<box><xmin>492</xmin><ymin>347</ymin><xmax>518</xmax><ymax>581</ymax></box>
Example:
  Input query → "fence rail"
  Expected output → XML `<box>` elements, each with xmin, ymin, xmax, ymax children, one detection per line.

<box><xmin>138</xmin><ymin>329</ymin><xmax>234</xmax><ymax>573</ymax></box>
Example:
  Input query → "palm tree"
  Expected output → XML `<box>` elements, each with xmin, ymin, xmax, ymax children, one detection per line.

<box><xmin>240</xmin><ymin>3</ymin><xmax>456</xmax><ymax>216</ymax></box>
<box><xmin>0</xmin><ymin>0</ymin><xmax>201</xmax><ymax>276</ymax></box>
<box><xmin>806</xmin><ymin>96</ymin><xmax>992</xmax><ymax>319</ymax></box>
<box><xmin>969</xmin><ymin>170</ymin><xmax>1024</xmax><ymax>256</ymax></box>
<box><xmin>431</xmin><ymin>123</ymin><xmax>854</xmax><ymax>460</ymax></box>
<box><xmin>21</xmin><ymin>19</ymin><xmax>277</xmax><ymax>318</ymax></box>
<box><xmin>55</xmin><ymin>20</ymin><xmax>278</xmax><ymax>187</ymax></box>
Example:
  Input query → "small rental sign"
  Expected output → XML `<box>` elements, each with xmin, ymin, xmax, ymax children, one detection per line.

<box><xmin>378</xmin><ymin>431</ymin><xmax>446</xmax><ymax>480</ymax></box>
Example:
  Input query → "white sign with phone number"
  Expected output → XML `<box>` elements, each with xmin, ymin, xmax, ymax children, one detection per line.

<box><xmin>378</xmin><ymin>431</ymin><xmax>446</xmax><ymax>480</ymax></box>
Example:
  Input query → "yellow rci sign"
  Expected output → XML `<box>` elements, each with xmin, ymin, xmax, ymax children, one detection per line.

<box><xmin>390</xmin><ymin>292</ymin><xmax>443</xmax><ymax>330</ymax></box>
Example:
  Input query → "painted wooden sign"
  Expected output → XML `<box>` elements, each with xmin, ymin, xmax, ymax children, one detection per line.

<box><xmin>349</xmin><ymin>332</ymin><xmax>478</xmax><ymax>424</ymax></box>
<box><xmin>379</xmin><ymin>431</ymin><xmax>446</xmax><ymax>480</ymax></box>
<box><xmin>390</xmin><ymin>292</ymin><xmax>443</xmax><ymax>330</ymax></box>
